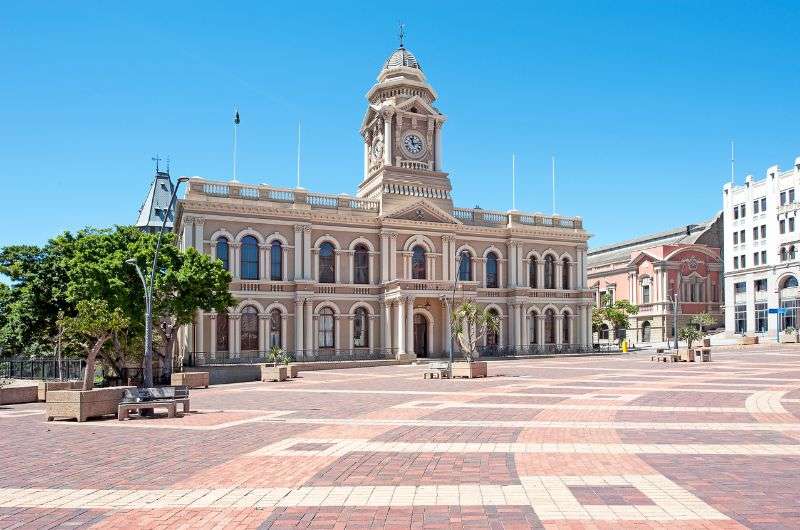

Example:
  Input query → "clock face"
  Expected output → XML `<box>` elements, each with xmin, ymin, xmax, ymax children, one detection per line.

<box><xmin>403</xmin><ymin>133</ymin><xmax>425</xmax><ymax>157</ymax></box>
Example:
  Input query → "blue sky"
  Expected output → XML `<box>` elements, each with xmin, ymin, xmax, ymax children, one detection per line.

<box><xmin>1</xmin><ymin>1</ymin><xmax>798</xmax><ymax>251</ymax></box>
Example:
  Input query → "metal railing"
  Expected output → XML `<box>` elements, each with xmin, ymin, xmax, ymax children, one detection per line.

<box><xmin>188</xmin><ymin>348</ymin><xmax>398</xmax><ymax>366</ymax></box>
<box><xmin>0</xmin><ymin>358</ymin><xmax>85</xmax><ymax>381</ymax></box>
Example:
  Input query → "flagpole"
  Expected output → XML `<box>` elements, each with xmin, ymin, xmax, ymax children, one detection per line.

<box><xmin>730</xmin><ymin>140</ymin><xmax>735</xmax><ymax>186</ymax></box>
<box><xmin>511</xmin><ymin>153</ymin><xmax>516</xmax><ymax>211</ymax></box>
<box><xmin>232</xmin><ymin>106</ymin><xmax>240</xmax><ymax>182</ymax></box>
<box><xmin>296</xmin><ymin>119</ymin><xmax>302</xmax><ymax>189</ymax></box>
<box><xmin>551</xmin><ymin>155</ymin><xmax>556</xmax><ymax>215</ymax></box>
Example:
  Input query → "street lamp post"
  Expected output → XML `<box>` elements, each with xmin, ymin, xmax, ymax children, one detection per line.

<box><xmin>670</xmin><ymin>292</ymin><xmax>679</xmax><ymax>351</ymax></box>
<box><xmin>126</xmin><ymin>176</ymin><xmax>190</xmax><ymax>387</ymax></box>
<box><xmin>449</xmin><ymin>252</ymin><xmax>463</xmax><ymax>378</ymax></box>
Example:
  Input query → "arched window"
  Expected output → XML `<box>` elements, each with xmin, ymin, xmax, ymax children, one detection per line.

<box><xmin>270</xmin><ymin>241</ymin><xmax>282</xmax><ymax>281</ymax></box>
<box><xmin>562</xmin><ymin>258</ymin><xmax>570</xmax><ymax>289</ymax></box>
<box><xmin>641</xmin><ymin>321</ymin><xmax>651</xmax><ymax>342</ymax></box>
<box><xmin>544</xmin><ymin>255</ymin><xmax>556</xmax><ymax>289</ymax></box>
<box><xmin>782</xmin><ymin>276</ymin><xmax>799</xmax><ymax>289</ymax></box>
<box><xmin>458</xmin><ymin>251</ymin><xmax>472</xmax><ymax>281</ymax></box>
<box><xmin>353</xmin><ymin>307</ymin><xmax>368</xmax><ymax>347</ymax></box>
<box><xmin>353</xmin><ymin>245</ymin><xmax>369</xmax><ymax>284</ymax></box>
<box><xmin>791</xmin><ymin>246</ymin><xmax>797</xmax><ymax>260</ymax></box>
<box><xmin>486</xmin><ymin>252</ymin><xmax>498</xmax><ymax>288</ymax></box>
<box><xmin>562</xmin><ymin>310</ymin><xmax>571</xmax><ymax>344</ymax></box>
<box><xmin>544</xmin><ymin>308</ymin><xmax>556</xmax><ymax>344</ymax></box>
<box><xmin>241</xmin><ymin>235</ymin><xmax>259</xmax><ymax>280</ymax></box>
<box><xmin>216</xmin><ymin>237</ymin><xmax>230</xmax><ymax>271</ymax></box>
<box><xmin>269</xmin><ymin>308</ymin><xmax>282</xmax><ymax>348</ymax></box>
<box><xmin>216</xmin><ymin>311</ymin><xmax>229</xmax><ymax>352</ymax></box>
<box><xmin>319</xmin><ymin>242</ymin><xmax>335</xmax><ymax>283</ymax></box>
<box><xmin>412</xmin><ymin>245</ymin><xmax>426</xmax><ymax>279</ymax></box>
<box><xmin>529</xmin><ymin>311</ymin><xmax>538</xmax><ymax>345</ymax></box>
<box><xmin>486</xmin><ymin>308</ymin><xmax>499</xmax><ymax>348</ymax></box>
<box><xmin>318</xmin><ymin>307</ymin><xmax>335</xmax><ymax>348</ymax></box>
<box><xmin>240</xmin><ymin>306</ymin><xmax>259</xmax><ymax>351</ymax></box>
<box><xmin>529</xmin><ymin>257</ymin><xmax>538</xmax><ymax>288</ymax></box>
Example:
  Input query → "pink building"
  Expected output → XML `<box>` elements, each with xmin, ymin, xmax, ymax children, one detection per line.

<box><xmin>587</xmin><ymin>215</ymin><xmax>724</xmax><ymax>343</ymax></box>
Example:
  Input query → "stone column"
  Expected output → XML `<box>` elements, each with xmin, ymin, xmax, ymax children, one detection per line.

<box><xmin>335</xmin><ymin>250</ymin><xmax>342</xmax><ymax>284</ymax></box>
<box><xmin>389</xmin><ymin>233</ymin><xmax>398</xmax><ymax>280</ymax></box>
<box><xmin>304</xmin><ymin>298</ymin><xmax>313</xmax><ymax>357</ymax></box>
<box><xmin>555</xmin><ymin>261</ymin><xmax>563</xmax><ymax>290</ymax></box>
<box><xmin>405</xmin><ymin>297</ymin><xmax>414</xmax><ymax>357</ymax></box>
<box><xmin>181</xmin><ymin>217</ymin><xmax>193</xmax><ymax>251</ymax></box>
<box><xmin>537</xmin><ymin>260</ymin><xmax>544</xmax><ymax>289</ymax></box>
<box><xmin>521</xmin><ymin>309</ymin><xmax>529</xmax><ymax>347</ymax></box>
<box><xmin>381</xmin><ymin>301</ymin><xmax>390</xmax><ymax>351</ymax></box>
<box><xmin>434</xmin><ymin>120</ymin><xmax>443</xmax><ymax>171</ymax></box>
<box><xmin>380</xmin><ymin>233</ymin><xmax>389</xmax><ymax>283</ymax></box>
<box><xmin>231</xmin><ymin>243</ymin><xmax>241</xmax><ymax>280</ymax></box>
<box><xmin>302</xmin><ymin>226</ymin><xmax>312</xmax><ymax>280</ymax></box>
<box><xmin>259</xmin><ymin>244</ymin><xmax>268</xmax><ymax>280</ymax></box>
<box><xmin>281</xmin><ymin>313</ymin><xmax>288</xmax><ymax>350</ymax></box>
<box><xmin>441</xmin><ymin>235</ymin><xmax>450</xmax><ymax>282</ymax></box>
<box><xmin>293</xmin><ymin>225</ymin><xmax>303</xmax><ymax>280</ymax></box>
<box><xmin>281</xmin><ymin>246</ymin><xmax>289</xmax><ymax>281</ymax></box>
<box><xmin>509</xmin><ymin>243</ymin><xmax>517</xmax><ymax>287</ymax></box>
<box><xmin>443</xmin><ymin>298</ymin><xmax>452</xmax><ymax>357</ymax></box>
<box><xmin>334</xmin><ymin>314</ymin><xmax>342</xmax><ymax>351</ymax></box>
<box><xmin>294</xmin><ymin>299</ymin><xmax>304</xmax><ymax>356</ymax></box>
<box><xmin>209</xmin><ymin>313</ymin><xmax>217</xmax><ymax>360</ymax></box>
<box><xmin>368</xmin><ymin>314</ymin><xmax>375</xmax><ymax>350</ymax></box>
<box><xmin>369</xmin><ymin>252</ymin><xmax>376</xmax><ymax>285</ymax></box>
<box><xmin>537</xmin><ymin>315</ymin><xmax>545</xmax><ymax>346</ymax></box>
<box><xmin>396</xmin><ymin>299</ymin><xmax>405</xmax><ymax>356</ymax></box>
<box><xmin>258</xmin><ymin>312</ymin><xmax>268</xmax><ymax>352</ymax></box>
<box><xmin>383</xmin><ymin>112</ymin><xmax>393</xmax><ymax>166</ymax></box>
<box><xmin>555</xmin><ymin>316</ymin><xmax>564</xmax><ymax>346</ymax></box>
<box><xmin>230</xmin><ymin>314</ymin><xmax>240</xmax><ymax>357</ymax></box>
<box><xmin>506</xmin><ymin>302</ymin><xmax>515</xmax><ymax>347</ymax></box>
<box><xmin>195</xmin><ymin>310</ymin><xmax>205</xmax><ymax>360</ymax></box>
<box><xmin>193</xmin><ymin>218</ymin><xmax>204</xmax><ymax>252</ymax></box>
<box><xmin>513</xmin><ymin>303</ymin><xmax>522</xmax><ymax>347</ymax></box>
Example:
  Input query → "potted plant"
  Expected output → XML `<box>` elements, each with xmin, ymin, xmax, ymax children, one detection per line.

<box><xmin>780</xmin><ymin>326</ymin><xmax>799</xmax><ymax>344</ymax></box>
<box><xmin>678</xmin><ymin>326</ymin><xmax>703</xmax><ymax>361</ymax></box>
<box><xmin>449</xmin><ymin>301</ymin><xmax>499</xmax><ymax>378</ymax></box>
<box><xmin>690</xmin><ymin>313</ymin><xmax>715</xmax><ymax>347</ymax></box>
<box><xmin>261</xmin><ymin>346</ymin><xmax>290</xmax><ymax>382</ymax></box>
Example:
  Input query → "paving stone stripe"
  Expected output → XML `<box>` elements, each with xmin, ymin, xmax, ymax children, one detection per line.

<box><xmin>249</xmin><ymin>438</ymin><xmax>800</xmax><ymax>457</ymax></box>
<box><xmin>394</xmin><ymin>400</ymin><xmax>750</xmax><ymax>413</ymax></box>
<box><xmin>0</xmin><ymin>474</ymin><xmax>729</xmax><ymax>522</ymax></box>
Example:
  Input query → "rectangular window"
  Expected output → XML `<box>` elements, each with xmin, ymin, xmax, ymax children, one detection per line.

<box><xmin>780</xmin><ymin>219</ymin><xmax>786</xmax><ymax>234</ymax></box>
<box><xmin>741</xmin><ymin>204</ymin><xmax>746</xmax><ymax>216</ymax></box>
<box><xmin>761</xmin><ymin>197</ymin><xmax>767</xmax><ymax>211</ymax></box>
<box><xmin>734</xmin><ymin>281</ymin><xmax>746</xmax><ymax>294</ymax></box>
<box><xmin>755</xmin><ymin>278</ymin><xmax>767</xmax><ymax>292</ymax></box>
<box><xmin>782</xmin><ymin>299</ymin><xmax>799</xmax><ymax>329</ymax></box>
<box><xmin>755</xmin><ymin>302</ymin><xmax>768</xmax><ymax>333</ymax></box>
<box><xmin>733</xmin><ymin>256</ymin><xmax>739</xmax><ymax>269</ymax></box>
<box><xmin>790</xmin><ymin>189</ymin><xmax>796</xmax><ymax>203</ymax></box>
<box><xmin>761</xmin><ymin>250</ymin><xmax>767</xmax><ymax>265</ymax></box>
<box><xmin>741</xmin><ymin>254</ymin><xmax>746</xmax><ymax>268</ymax></box>
<box><xmin>740</xmin><ymin>229</ymin><xmax>745</xmax><ymax>243</ymax></box>
<box><xmin>753</xmin><ymin>227</ymin><xmax>759</xmax><ymax>240</ymax></box>
<box><xmin>733</xmin><ymin>232</ymin><xmax>738</xmax><ymax>245</ymax></box>
<box><xmin>761</xmin><ymin>225</ymin><xmax>766</xmax><ymax>238</ymax></box>
<box><xmin>734</xmin><ymin>206</ymin><xmax>739</xmax><ymax>219</ymax></box>
<box><xmin>781</xmin><ymin>191</ymin><xmax>787</xmax><ymax>206</ymax></box>
<box><xmin>753</xmin><ymin>199</ymin><xmax>759</xmax><ymax>213</ymax></box>
<box><xmin>642</xmin><ymin>285</ymin><xmax>650</xmax><ymax>304</ymax></box>
<box><xmin>790</xmin><ymin>217</ymin><xmax>796</xmax><ymax>232</ymax></box>
<box><xmin>753</xmin><ymin>252</ymin><xmax>759</xmax><ymax>266</ymax></box>
<box><xmin>735</xmin><ymin>304</ymin><xmax>747</xmax><ymax>334</ymax></box>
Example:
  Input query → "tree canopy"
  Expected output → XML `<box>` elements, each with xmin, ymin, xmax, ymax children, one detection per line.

<box><xmin>592</xmin><ymin>293</ymin><xmax>639</xmax><ymax>339</ymax></box>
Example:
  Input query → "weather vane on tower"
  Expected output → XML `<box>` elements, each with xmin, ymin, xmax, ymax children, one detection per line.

<box><xmin>398</xmin><ymin>22</ymin><xmax>405</xmax><ymax>48</ymax></box>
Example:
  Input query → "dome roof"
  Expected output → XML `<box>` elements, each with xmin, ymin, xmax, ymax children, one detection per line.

<box><xmin>383</xmin><ymin>47</ymin><xmax>421</xmax><ymax>70</ymax></box>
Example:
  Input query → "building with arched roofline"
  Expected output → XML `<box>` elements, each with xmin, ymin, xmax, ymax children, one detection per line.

<box><xmin>173</xmin><ymin>37</ymin><xmax>592</xmax><ymax>364</ymax></box>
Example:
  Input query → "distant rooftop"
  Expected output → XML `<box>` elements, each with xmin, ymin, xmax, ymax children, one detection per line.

<box><xmin>136</xmin><ymin>170</ymin><xmax>176</xmax><ymax>232</ymax></box>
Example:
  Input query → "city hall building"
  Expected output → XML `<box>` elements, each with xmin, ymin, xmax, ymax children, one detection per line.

<box><xmin>171</xmin><ymin>43</ymin><xmax>593</xmax><ymax>361</ymax></box>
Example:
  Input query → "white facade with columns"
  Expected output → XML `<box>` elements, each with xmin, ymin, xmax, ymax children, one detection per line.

<box><xmin>174</xmin><ymin>41</ymin><xmax>592</xmax><ymax>361</ymax></box>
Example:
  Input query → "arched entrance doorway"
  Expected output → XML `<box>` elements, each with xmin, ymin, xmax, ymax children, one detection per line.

<box><xmin>413</xmin><ymin>314</ymin><xmax>428</xmax><ymax>357</ymax></box>
<box><xmin>641</xmin><ymin>321</ymin><xmax>651</xmax><ymax>342</ymax></box>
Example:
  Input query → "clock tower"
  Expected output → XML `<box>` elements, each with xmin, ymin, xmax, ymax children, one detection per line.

<box><xmin>357</xmin><ymin>39</ymin><xmax>451</xmax><ymax>213</ymax></box>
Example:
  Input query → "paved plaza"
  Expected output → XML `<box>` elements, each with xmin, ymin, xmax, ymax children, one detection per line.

<box><xmin>2</xmin><ymin>346</ymin><xmax>800</xmax><ymax>529</ymax></box>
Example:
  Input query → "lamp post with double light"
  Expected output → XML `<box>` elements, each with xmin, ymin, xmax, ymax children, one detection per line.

<box><xmin>126</xmin><ymin>175</ymin><xmax>190</xmax><ymax>387</ymax></box>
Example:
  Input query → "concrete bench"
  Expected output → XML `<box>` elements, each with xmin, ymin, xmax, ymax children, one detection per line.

<box><xmin>117</xmin><ymin>387</ymin><xmax>188</xmax><ymax>420</ymax></box>
<box><xmin>118</xmin><ymin>400</ymin><xmax>178</xmax><ymax>420</ymax></box>
<box><xmin>423</xmin><ymin>362</ymin><xmax>450</xmax><ymax>379</ymax></box>
<box><xmin>149</xmin><ymin>385</ymin><xmax>191</xmax><ymax>413</ymax></box>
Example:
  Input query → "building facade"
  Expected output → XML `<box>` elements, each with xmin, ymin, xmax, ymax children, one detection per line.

<box><xmin>587</xmin><ymin>215</ymin><xmax>723</xmax><ymax>343</ymax></box>
<box><xmin>722</xmin><ymin>157</ymin><xmax>800</xmax><ymax>337</ymax></box>
<box><xmin>174</xmin><ymin>43</ymin><xmax>593</xmax><ymax>362</ymax></box>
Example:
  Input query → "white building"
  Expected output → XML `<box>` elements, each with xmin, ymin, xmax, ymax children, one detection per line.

<box><xmin>722</xmin><ymin>156</ymin><xmax>800</xmax><ymax>337</ymax></box>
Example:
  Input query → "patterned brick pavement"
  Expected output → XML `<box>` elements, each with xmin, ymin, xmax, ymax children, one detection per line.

<box><xmin>1</xmin><ymin>345</ymin><xmax>800</xmax><ymax>528</ymax></box>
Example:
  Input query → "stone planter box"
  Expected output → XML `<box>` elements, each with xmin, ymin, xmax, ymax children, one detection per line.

<box><xmin>0</xmin><ymin>385</ymin><xmax>38</xmax><ymax>405</ymax></box>
<box><xmin>287</xmin><ymin>364</ymin><xmax>299</xmax><ymax>378</ymax></box>
<box><xmin>171</xmin><ymin>371</ymin><xmax>209</xmax><ymax>388</ymax></box>
<box><xmin>678</xmin><ymin>349</ymin><xmax>696</xmax><ymax>362</ymax></box>
<box><xmin>739</xmin><ymin>336</ymin><xmax>759</xmax><ymax>345</ymax></box>
<box><xmin>451</xmin><ymin>361</ymin><xmax>487</xmax><ymax>379</ymax></box>
<box><xmin>261</xmin><ymin>365</ymin><xmax>288</xmax><ymax>382</ymax></box>
<box><xmin>46</xmin><ymin>386</ymin><xmax>135</xmax><ymax>422</ymax></box>
<box><xmin>702</xmin><ymin>338</ymin><xmax>711</xmax><ymax>348</ymax></box>
<box><xmin>37</xmin><ymin>381</ymin><xmax>82</xmax><ymax>402</ymax></box>
<box><xmin>779</xmin><ymin>332</ymin><xmax>799</xmax><ymax>344</ymax></box>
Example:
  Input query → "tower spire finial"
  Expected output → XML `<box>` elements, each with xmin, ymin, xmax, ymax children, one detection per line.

<box><xmin>151</xmin><ymin>154</ymin><xmax>161</xmax><ymax>172</ymax></box>
<box><xmin>398</xmin><ymin>22</ymin><xmax>405</xmax><ymax>48</ymax></box>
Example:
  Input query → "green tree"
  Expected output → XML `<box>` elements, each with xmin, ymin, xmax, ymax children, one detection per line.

<box><xmin>450</xmin><ymin>301</ymin><xmax>500</xmax><ymax>362</ymax></box>
<box><xmin>690</xmin><ymin>313</ymin><xmax>715</xmax><ymax>335</ymax></box>
<box><xmin>678</xmin><ymin>326</ymin><xmax>703</xmax><ymax>349</ymax></box>
<box><xmin>60</xmin><ymin>299</ymin><xmax>129</xmax><ymax>390</ymax></box>
<box><xmin>592</xmin><ymin>293</ymin><xmax>639</xmax><ymax>342</ymax></box>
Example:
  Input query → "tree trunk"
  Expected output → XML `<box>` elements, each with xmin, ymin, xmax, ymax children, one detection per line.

<box><xmin>82</xmin><ymin>333</ymin><xmax>110</xmax><ymax>391</ymax></box>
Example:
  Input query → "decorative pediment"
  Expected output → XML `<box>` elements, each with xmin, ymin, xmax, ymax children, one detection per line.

<box><xmin>382</xmin><ymin>198</ymin><xmax>461</xmax><ymax>225</ymax></box>
<box><xmin>627</xmin><ymin>251</ymin><xmax>659</xmax><ymax>267</ymax></box>
<box><xmin>396</xmin><ymin>96</ymin><xmax>439</xmax><ymax>117</ymax></box>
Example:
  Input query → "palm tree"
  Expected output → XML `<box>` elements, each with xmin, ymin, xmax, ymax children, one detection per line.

<box><xmin>450</xmin><ymin>301</ymin><xmax>500</xmax><ymax>362</ymax></box>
